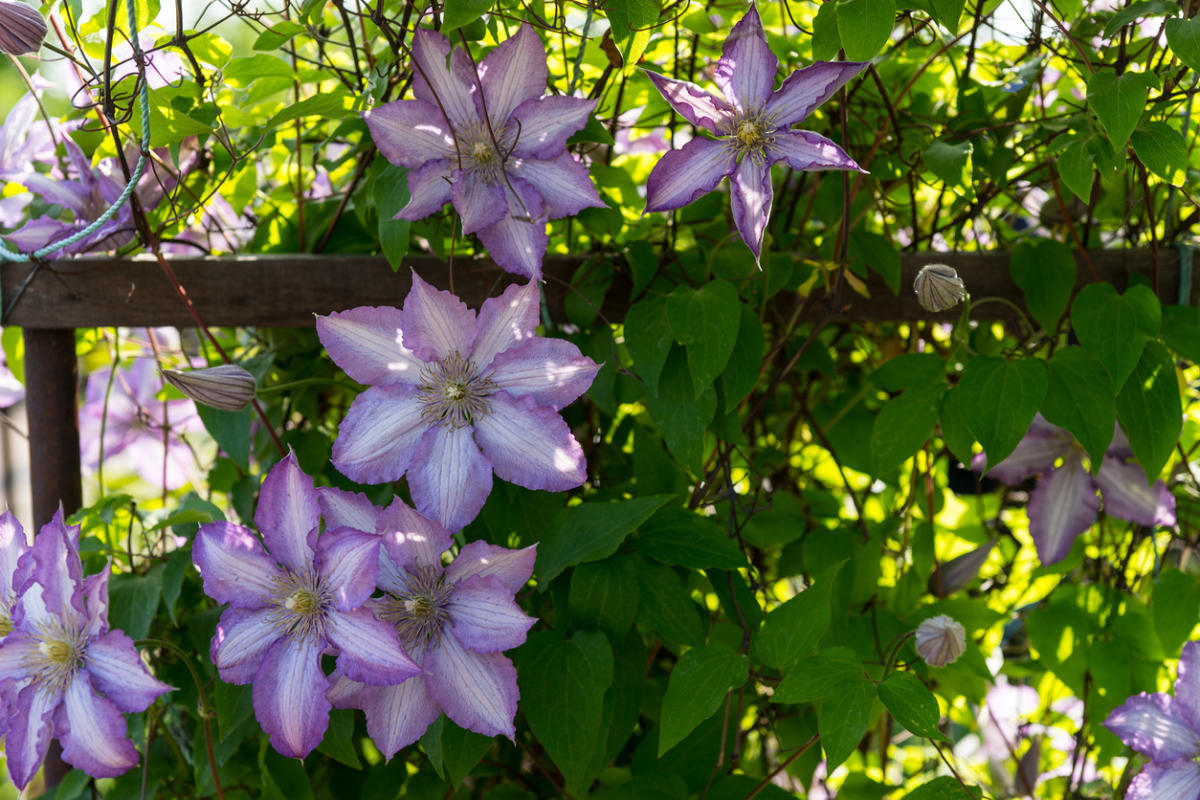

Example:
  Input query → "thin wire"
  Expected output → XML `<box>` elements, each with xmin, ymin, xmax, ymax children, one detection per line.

<box><xmin>0</xmin><ymin>0</ymin><xmax>151</xmax><ymax>263</ymax></box>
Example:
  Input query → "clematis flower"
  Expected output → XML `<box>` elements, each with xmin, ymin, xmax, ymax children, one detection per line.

<box><xmin>364</xmin><ymin>25</ymin><xmax>603</xmax><ymax>279</ymax></box>
<box><xmin>0</xmin><ymin>510</ymin><xmax>172</xmax><ymax>789</ymax></box>
<box><xmin>192</xmin><ymin>453</ymin><xmax>420</xmax><ymax>758</ymax></box>
<box><xmin>1105</xmin><ymin>640</ymin><xmax>1200</xmax><ymax>799</ymax></box>
<box><xmin>974</xmin><ymin>415</ymin><xmax>1175</xmax><ymax>565</ymax></box>
<box><xmin>0</xmin><ymin>509</ymin><xmax>31</xmax><ymax>740</ymax></box>
<box><xmin>316</xmin><ymin>272</ymin><xmax>599</xmax><ymax>531</ymax></box>
<box><xmin>642</xmin><ymin>5</ymin><xmax>866</xmax><ymax>263</ymax></box>
<box><xmin>320</xmin><ymin>490</ymin><xmax>536</xmax><ymax>757</ymax></box>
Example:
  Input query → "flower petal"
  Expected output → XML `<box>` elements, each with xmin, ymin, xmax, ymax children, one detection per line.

<box><xmin>1177</xmin><ymin>641</ymin><xmax>1200</xmax><ymax>732</ymax></box>
<box><xmin>489</xmin><ymin>338</ymin><xmax>599</xmax><ymax>409</ymax></box>
<box><xmin>317</xmin><ymin>487</ymin><xmax>382</xmax><ymax>534</ymax></box>
<box><xmin>255</xmin><ymin>452</ymin><xmax>319</xmax><ymax>574</ymax></box>
<box><xmin>402</xmin><ymin>271</ymin><xmax>478</xmax><ymax>363</ymax></box>
<box><xmin>714</xmin><ymin>5</ymin><xmax>777</xmax><ymax>110</ymax></box>
<box><xmin>471</xmin><ymin>280</ymin><xmax>539</xmax><ymax>367</ymax></box>
<box><xmin>510</xmin><ymin>96</ymin><xmax>598</xmax><ymax>159</ymax></box>
<box><xmin>446</xmin><ymin>575</ymin><xmax>535</xmax><ymax>653</ymax></box>
<box><xmin>211</xmin><ymin>606</ymin><xmax>280</xmax><ymax>685</ymax></box>
<box><xmin>1106</xmin><ymin>692</ymin><xmax>1200</xmax><ymax>761</ymax></box>
<box><xmin>377</xmin><ymin>497</ymin><xmax>454</xmax><ymax>571</ymax></box>
<box><xmin>5</xmin><ymin>683</ymin><xmax>58</xmax><ymax>790</ymax></box>
<box><xmin>979</xmin><ymin>415</ymin><xmax>1074</xmax><ymax>484</ymax></box>
<box><xmin>510</xmin><ymin>152</ymin><xmax>603</xmax><ymax>219</ymax></box>
<box><xmin>0</xmin><ymin>508</ymin><xmax>27</xmax><ymax>597</ymax></box>
<box><xmin>0</xmin><ymin>631</ymin><xmax>36</xmax><ymax>682</ymax></box>
<box><xmin>1096</xmin><ymin>455</ymin><xmax>1177</xmax><ymax>527</ymax></box>
<box><xmin>426</xmin><ymin>634</ymin><xmax>519</xmax><ymax>739</ymax></box>
<box><xmin>1027</xmin><ymin>454</ymin><xmax>1099</xmax><ymax>565</ymax></box>
<box><xmin>192</xmin><ymin>521</ymin><xmax>281</xmax><ymax>608</ymax></box>
<box><xmin>730</xmin><ymin>155</ymin><xmax>773</xmax><ymax>263</ymax></box>
<box><xmin>253</xmin><ymin>635</ymin><xmax>331</xmax><ymax>759</ymax></box>
<box><xmin>327</xmin><ymin>607</ymin><xmax>420</xmax><ymax>685</ymax></box>
<box><xmin>85</xmin><ymin>630</ymin><xmax>171</xmax><ymax>713</ymax></box>
<box><xmin>364</xmin><ymin>99</ymin><xmax>456</xmax><ymax>168</ymax></box>
<box><xmin>765</xmin><ymin>61</ymin><xmax>868</xmax><ymax>126</ymax></box>
<box><xmin>356</xmin><ymin>666</ymin><xmax>442</xmax><ymax>759</ymax></box>
<box><xmin>59</xmin><ymin>672</ymin><xmax>140</xmax><ymax>779</ymax></box>
<box><xmin>332</xmin><ymin>384</ymin><xmax>429</xmax><ymax>485</ymax></box>
<box><xmin>452</xmin><ymin>171</ymin><xmax>508</xmax><ymax>234</ymax></box>
<box><xmin>1126</xmin><ymin>760</ymin><xmax>1200</xmax><ymax>800</ymax></box>
<box><xmin>411</xmin><ymin>28</ymin><xmax>478</xmax><ymax>131</ymax></box>
<box><xmin>772</xmin><ymin>130</ymin><xmax>864</xmax><ymax>172</ymax></box>
<box><xmin>316</xmin><ymin>305</ymin><xmax>425</xmax><ymax>386</ymax></box>
<box><xmin>473</xmin><ymin>394</ymin><xmax>587</xmax><ymax>492</ymax></box>
<box><xmin>641</xmin><ymin>70</ymin><xmax>732</xmax><ymax>133</ymax></box>
<box><xmin>316</xmin><ymin>528</ymin><xmax>382</xmax><ymax>610</ymax></box>
<box><xmin>408</xmin><ymin>424</ymin><xmax>494</xmax><ymax>532</ymax></box>
<box><xmin>446</xmin><ymin>541</ymin><xmax>536</xmax><ymax>591</ymax></box>
<box><xmin>475</xmin><ymin>178</ymin><xmax>549</xmax><ymax>280</ymax></box>
<box><xmin>397</xmin><ymin>159</ymin><xmax>454</xmax><ymax>221</ymax></box>
<box><xmin>26</xmin><ymin>509</ymin><xmax>84</xmax><ymax>621</ymax></box>
<box><xmin>644</xmin><ymin>136</ymin><xmax>735</xmax><ymax>213</ymax></box>
<box><xmin>479</xmin><ymin>24</ymin><xmax>548</xmax><ymax>123</ymax></box>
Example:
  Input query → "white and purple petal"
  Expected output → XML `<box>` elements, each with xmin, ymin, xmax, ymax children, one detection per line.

<box><xmin>58</xmin><ymin>673</ymin><xmax>140</xmax><ymax>779</ymax></box>
<box><xmin>478</xmin><ymin>24</ymin><xmax>549</xmax><ymax>123</ymax></box>
<box><xmin>0</xmin><ymin>630</ymin><xmax>37</xmax><ymax>682</ymax></box>
<box><xmin>81</xmin><ymin>570</ymin><xmax>110</xmax><ymax>637</ymax></box>
<box><xmin>211</xmin><ymin>606</ymin><xmax>280</xmax><ymax>685</ymax></box>
<box><xmin>411</xmin><ymin>28</ymin><xmax>479</xmax><ymax>131</ymax></box>
<box><xmin>326</xmin><ymin>607</ymin><xmax>420</xmax><ymax>685</ymax></box>
<box><xmin>1105</xmin><ymin>692</ymin><xmax>1200</xmax><ymax>761</ymax></box>
<box><xmin>446</xmin><ymin>541</ymin><xmax>536</xmax><ymax>592</ymax></box>
<box><xmin>644</xmin><ymin>136</ymin><xmax>736</xmax><ymax>213</ymax></box>
<box><xmin>378</xmin><ymin>497</ymin><xmax>454</xmax><ymax>571</ymax></box>
<box><xmin>255</xmin><ymin>452</ymin><xmax>320</xmax><ymax>574</ymax></box>
<box><xmin>510</xmin><ymin>95</ymin><xmax>598</xmax><ymax>159</ymax></box>
<box><xmin>0</xmin><ymin>508</ymin><xmax>28</xmax><ymax>598</ymax></box>
<box><xmin>364</xmin><ymin>99</ymin><xmax>456</xmax><ymax>168</ymax></box>
<box><xmin>358</xmin><ymin>674</ymin><xmax>442</xmax><ymax>759</ymax></box>
<box><xmin>317</xmin><ymin>487</ymin><xmax>383</xmax><ymax>535</ymax></box>
<box><xmin>408</xmin><ymin>424</ymin><xmax>494</xmax><ymax>532</ymax></box>
<box><xmin>402</xmin><ymin>271</ymin><xmax>479</xmax><ymax>363</ymax></box>
<box><xmin>332</xmin><ymin>384</ymin><xmax>430</xmax><ymax>485</ymax></box>
<box><xmin>488</xmin><ymin>338</ymin><xmax>599</xmax><ymax>410</ymax></box>
<box><xmin>316</xmin><ymin>528</ymin><xmax>382</xmax><ymax>610</ymax></box>
<box><xmin>192</xmin><ymin>521</ymin><xmax>282</xmax><ymax>608</ymax></box>
<box><xmin>471</xmin><ymin>280</ymin><xmax>540</xmax><ymax>368</ymax></box>
<box><xmin>1126</xmin><ymin>760</ymin><xmax>1200</xmax><ymax>800</ymax></box>
<box><xmin>1027</xmin><ymin>455</ymin><xmax>1100</xmax><ymax>565</ymax></box>
<box><xmin>446</xmin><ymin>575</ymin><xmax>535</xmax><ymax>653</ymax></box>
<box><xmin>714</xmin><ymin>5</ymin><xmax>778</xmax><ymax>111</ymax></box>
<box><xmin>426</xmin><ymin>634</ymin><xmax>519</xmax><ymax>739</ymax></box>
<box><xmin>252</xmin><ymin>635</ymin><xmax>331</xmax><ymax>759</ymax></box>
<box><xmin>729</xmin><ymin>155</ymin><xmax>774</xmax><ymax>263</ymax></box>
<box><xmin>397</xmin><ymin>159</ymin><xmax>454</xmax><ymax>222</ymax></box>
<box><xmin>641</xmin><ymin>70</ymin><xmax>732</xmax><ymax>133</ymax></box>
<box><xmin>316</xmin><ymin>305</ymin><xmax>424</xmax><ymax>386</ymax></box>
<box><xmin>84</xmin><ymin>630</ymin><xmax>171</xmax><ymax>713</ymax></box>
<box><xmin>1096</xmin><ymin>455</ymin><xmax>1177</xmax><ymax>527</ymax></box>
<box><xmin>765</xmin><ymin>61</ymin><xmax>868</xmax><ymax>126</ymax></box>
<box><xmin>5</xmin><ymin>682</ymin><xmax>58</xmax><ymax>790</ymax></box>
<box><xmin>452</xmin><ymin>170</ymin><xmax>508</xmax><ymax>234</ymax></box>
<box><xmin>473</xmin><ymin>394</ymin><xmax>587</xmax><ymax>492</ymax></box>
<box><xmin>980</xmin><ymin>415</ymin><xmax>1075</xmax><ymax>484</ymax></box>
<box><xmin>26</xmin><ymin>509</ymin><xmax>84</xmax><ymax>621</ymax></box>
<box><xmin>771</xmin><ymin>130</ymin><xmax>864</xmax><ymax>173</ymax></box>
<box><xmin>510</xmin><ymin>152</ymin><xmax>604</xmax><ymax>219</ymax></box>
<box><xmin>1177</xmin><ymin>641</ymin><xmax>1200</xmax><ymax>733</ymax></box>
<box><xmin>475</xmin><ymin>178</ymin><xmax>549</xmax><ymax>280</ymax></box>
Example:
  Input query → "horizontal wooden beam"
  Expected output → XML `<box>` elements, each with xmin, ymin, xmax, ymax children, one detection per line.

<box><xmin>1</xmin><ymin>248</ymin><xmax>1189</xmax><ymax>329</ymax></box>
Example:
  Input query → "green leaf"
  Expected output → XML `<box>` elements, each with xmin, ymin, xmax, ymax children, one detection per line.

<box><xmin>903</xmin><ymin>776</ymin><xmax>982</xmax><ymax>799</ymax></box>
<box><xmin>878</xmin><ymin>672</ymin><xmax>947</xmax><ymax>740</ymax></box>
<box><xmin>536</xmin><ymin>495</ymin><xmax>675</xmax><ymax>585</ymax></box>
<box><xmin>1154</xmin><ymin>570</ymin><xmax>1200</xmax><ymax>654</ymax></box>
<box><xmin>870</xmin><ymin>353</ymin><xmax>945</xmax><ymax>391</ymax></box>
<box><xmin>566</xmin><ymin>114</ymin><xmax>616</xmax><ymax>147</ymax></box>
<box><xmin>1041</xmin><ymin>346</ymin><xmax>1115</xmax><ymax>468</ymax></box>
<box><xmin>569</xmin><ymin>555</ymin><xmax>641</xmax><ymax>639</ymax></box>
<box><xmin>1131</xmin><ymin>121</ymin><xmax>1189</xmax><ymax>186</ymax></box>
<box><xmin>1070</xmin><ymin>282</ymin><xmax>1161</xmax><ymax>391</ymax></box>
<box><xmin>636</xmin><ymin>508</ymin><xmax>747</xmax><ymax>570</ymax></box>
<box><xmin>1086</xmin><ymin>70</ymin><xmax>1148</xmax><ymax>151</ymax></box>
<box><xmin>161</xmin><ymin>547</ymin><xmax>191</xmax><ymax>625</ymax></box>
<box><xmin>1057</xmin><ymin>139</ymin><xmax>1095</xmax><ymax>201</ymax></box>
<box><xmin>658</xmin><ymin>642</ymin><xmax>749</xmax><ymax>756</ymax></box>
<box><xmin>813</xmin><ymin>1</ymin><xmax>843</xmax><ymax>59</ymax></box>
<box><xmin>222</xmin><ymin>54</ymin><xmax>295</xmax><ymax>85</ymax></box>
<box><xmin>253</xmin><ymin>20</ymin><xmax>306</xmax><ymax>51</ymax></box>
<box><xmin>720</xmin><ymin>305</ymin><xmax>765</xmax><ymax>407</ymax></box>
<box><xmin>636</xmin><ymin>558</ymin><xmax>706</xmax><ymax>647</ymax></box>
<box><xmin>773</xmin><ymin>647</ymin><xmax>864</xmax><ymax>703</ymax></box>
<box><xmin>752</xmin><ymin>562</ymin><xmax>844</xmax><ymax>670</ymax></box>
<box><xmin>837</xmin><ymin>0</ymin><xmax>895</xmax><ymax>60</ymax></box>
<box><xmin>644</xmin><ymin>347</ymin><xmax>717</xmax><ymax>473</ymax></box>
<box><xmin>1163</xmin><ymin>305</ymin><xmax>1200</xmax><ymax>363</ymax></box>
<box><xmin>624</xmin><ymin>296</ymin><xmax>674</xmax><ymax>395</ymax></box>
<box><xmin>1166</xmin><ymin>16</ymin><xmax>1200</xmax><ymax>72</ymax></box>
<box><xmin>442</xmin><ymin>0</ymin><xmax>495</xmax><ymax>32</ymax></box>
<box><xmin>820</xmin><ymin>678</ymin><xmax>875</xmax><ymax>770</ymax></box>
<box><xmin>870</xmin><ymin>383</ymin><xmax>946</xmax><ymax>474</ymax></box>
<box><xmin>196</xmin><ymin>405</ymin><xmax>252</xmax><ymax>471</ymax></box>
<box><xmin>849</xmin><ymin>231</ymin><xmax>900</xmax><ymax>294</ymax></box>
<box><xmin>606</xmin><ymin>0</ymin><xmax>661</xmax><ymax>69</ymax></box>
<box><xmin>931</xmin><ymin>0</ymin><xmax>966</xmax><ymax>30</ymax></box>
<box><xmin>1115</xmin><ymin>340</ymin><xmax>1182</xmax><ymax>482</ymax></box>
<box><xmin>939</xmin><ymin>387</ymin><xmax>975</xmax><ymax>466</ymax></box>
<box><xmin>957</xmin><ymin>356</ymin><xmax>1048</xmax><ymax>469</ymax></box>
<box><xmin>1009</xmin><ymin>238</ymin><xmax>1076</xmax><ymax>331</ymax></box>
<box><xmin>373</xmin><ymin>162</ymin><xmax>411</xmax><ymax>270</ymax></box>
<box><xmin>587</xmin><ymin>629</ymin><xmax>647</xmax><ymax>776</ymax></box>
<box><xmin>264</xmin><ymin>91</ymin><xmax>350</xmax><ymax>131</ymax></box>
<box><xmin>666</xmin><ymin>280</ymin><xmax>741</xmax><ymax>398</ymax></box>
<box><xmin>1102</xmin><ymin>0</ymin><xmax>1176</xmax><ymax>37</ymax></box>
<box><xmin>516</xmin><ymin>631</ymin><xmax>613</xmax><ymax>797</ymax></box>
<box><xmin>923</xmin><ymin>140</ymin><xmax>973</xmax><ymax>198</ymax></box>
<box><xmin>439</xmin><ymin>721</ymin><xmax>494</xmax><ymax>786</ymax></box>
<box><xmin>108</xmin><ymin>568</ymin><xmax>163</xmax><ymax>641</ymax></box>
<box><xmin>317</xmin><ymin>710</ymin><xmax>361</xmax><ymax>768</ymax></box>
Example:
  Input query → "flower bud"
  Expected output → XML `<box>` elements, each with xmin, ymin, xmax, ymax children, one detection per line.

<box><xmin>928</xmin><ymin>536</ymin><xmax>997</xmax><ymax>597</ymax></box>
<box><xmin>915</xmin><ymin>614</ymin><xmax>966</xmax><ymax>667</ymax></box>
<box><xmin>913</xmin><ymin>263</ymin><xmax>966</xmax><ymax>312</ymax></box>
<box><xmin>161</xmin><ymin>364</ymin><xmax>256</xmax><ymax>412</ymax></box>
<box><xmin>0</xmin><ymin>1</ymin><xmax>47</xmax><ymax>56</ymax></box>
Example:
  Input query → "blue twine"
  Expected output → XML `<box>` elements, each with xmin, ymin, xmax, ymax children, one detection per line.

<box><xmin>0</xmin><ymin>0</ymin><xmax>151</xmax><ymax>263</ymax></box>
<box><xmin>1177</xmin><ymin>243</ymin><xmax>1194</xmax><ymax>307</ymax></box>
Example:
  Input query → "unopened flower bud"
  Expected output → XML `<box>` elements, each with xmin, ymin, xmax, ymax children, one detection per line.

<box><xmin>928</xmin><ymin>536</ymin><xmax>997</xmax><ymax>597</ymax></box>
<box><xmin>0</xmin><ymin>1</ymin><xmax>47</xmax><ymax>55</ymax></box>
<box><xmin>161</xmin><ymin>364</ymin><xmax>256</xmax><ymax>411</ymax></box>
<box><xmin>915</xmin><ymin>614</ymin><xmax>966</xmax><ymax>667</ymax></box>
<box><xmin>913</xmin><ymin>263</ymin><xmax>966</xmax><ymax>312</ymax></box>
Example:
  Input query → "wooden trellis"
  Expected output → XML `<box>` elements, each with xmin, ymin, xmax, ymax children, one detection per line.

<box><xmin>1</xmin><ymin>248</ymin><xmax>1190</xmax><ymax>530</ymax></box>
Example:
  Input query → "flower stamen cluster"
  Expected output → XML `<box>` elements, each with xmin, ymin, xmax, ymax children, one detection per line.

<box><xmin>378</xmin><ymin>564</ymin><xmax>453</xmax><ymax>648</ymax></box>
<box><xmin>416</xmin><ymin>351</ymin><xmax>496</xmax><ymax>429</ymax></box>
<box><xmin>268</xmin><ymin>567</ymin><xmax>332</xmax><ymax>643</ymax></box>
<box><xmin>25</xmin><ymin>616</ymin><xmax>88</xmax><ymax>695</ymax></box>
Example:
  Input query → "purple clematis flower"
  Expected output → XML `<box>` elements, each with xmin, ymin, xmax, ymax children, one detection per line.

<box><xmin>0</xmin><ymin>509</ymin><xmax>172</xmax><ymax>789</ymax></box>
<box><xmin>974</xmin><ymin>415</ymin><xmax>1175</xmax><ymax>565</ymax></box>
<box><xmin>319</xmin><ymin>488</ymin><xmax>536</xmax><ymax>756</ymax></box>
<box><xmin>642</xmin><ymin>5</ymin><xmax>866</xmax><ymax>263</ymax></box>
<box><xmin>1105</xmin><ymin>640</ymin><xmax>1200</xmax><ymax>799</ymax></box>
<box><xmin>364</xmin><ymin>25</ymin><xmax>604</xmax><ymax>280</ymax></box>
<box><xmin>192</xmin><ymin>453</ymin><xmax>421</xmax><ymax>758</ymax></box>
<box><xmin>316</xmin><ymin>272</ymin><xmax>599</xmax><ymax>532</ymax></box>
<box><xmin>0</xmin><ymin>509</ymin><xmax>31</xmax><ymax>739</ymax></box>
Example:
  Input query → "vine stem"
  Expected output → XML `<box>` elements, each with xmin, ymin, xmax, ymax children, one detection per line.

<box><xmin>743</xmin><ymin>733</ymin><xmax>819</xmax><ymax>798</ymax></box>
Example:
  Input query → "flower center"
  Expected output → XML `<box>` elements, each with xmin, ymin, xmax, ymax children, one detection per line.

<box><xmin>22</xmin><ymin>615</ymin><xmax>88</xmax><ymax>695</ymax></box>
<box><xmin>416</xmin><ymin>351</ymin><xmax>495</xmax><ymax>429</ymax></box>
<box><xmin>0</xmin><ymin>593</ymin><xmax>14</xmax><ymax>637</ymax></box>
<box><xmin>455</xmin><ymin>122</ymin><xmax>513</xmax><ymax>185</ymax></box>
<box><xmin>378</xmin><ymin>565</ymin><xmax>453</xmax><ymax>649</ymax></box>
<box><xmin>720</xmin><ymin>106</ymin><xmax>779</xmax><ymax>163</ymax></box>
<box><xmin>737</xmin><ymin>120</ymin><xmax>764</xmax><ymax>148</ymax></box>
<box><xmin>268</xmin><ymin>567</ymin><xmax>331</xmax><ymax>644</ymax></box>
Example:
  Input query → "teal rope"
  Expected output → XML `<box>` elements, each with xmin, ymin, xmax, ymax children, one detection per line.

<box><xmin>0</xmin><ymin>0</ymin><xmax>151</xmax><ymax>263</ymax></box>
